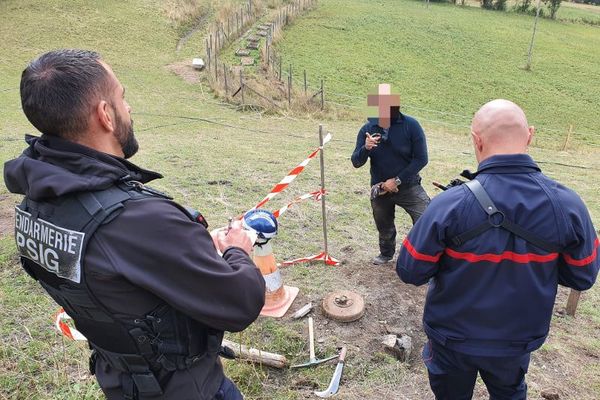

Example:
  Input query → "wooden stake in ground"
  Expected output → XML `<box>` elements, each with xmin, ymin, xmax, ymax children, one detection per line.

<box><xmin>304</xmin><ymin>69</ymin><xmax>307</xmax><ymax>95</ymax></box>
<box><xmin>223</xmin><ymin>64</ymin><xmax>228</xmax><ymax>96</ymax></box>
<box><xmin>214</xmin><ymin>52</ymin><xmax>218</xmax><ymax>82</ymax></box>
<box><xmin>279</xmin><ymin>56</ymin><xmax>283</xmax><ymax>81</ymax></box>
<box><xmin>318</xmin><ymin>124</ymin><xmax>329</xmax><ymax>254</ymax></box>
<box><xmin>206</xmin><ymin>39</ymin><xmax>211</xmax><ymax>71</ymax></box>
<box><xmin>566</xmin><ymin>289</ymin><xmax>581</xmax><ymax>317</ymax></box>
<box><xmin>562</xmin><ymin>124</ymin><xmax>573</xmax><ymax>151</ymax></box>
<box><xmin>320</xmin><ymin>79</ymin><xmax>324</xmax><ymax>110</ymax></box>
<box><xmin>240</xmin><ymin>70</ymin><xmax>245</xmax><ymax>106</ymax></box>
<box><xmin>288</xmin><ymin>64</ymin><xmax>292</xmax><ymax>106</ymax></box>
<box><xmin>526</xmin><ymin>0</ymin><xmax>542</xmax><ymax>70</ymax></box>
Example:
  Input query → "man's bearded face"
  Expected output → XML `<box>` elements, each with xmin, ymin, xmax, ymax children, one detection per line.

<box><xmin>112</xmin><ymin>105</ymin><xmax>138</xmax><ymax>159</ymax></box>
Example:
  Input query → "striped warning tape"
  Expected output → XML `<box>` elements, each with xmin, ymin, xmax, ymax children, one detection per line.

<box><xmin>272</xmin><ymin>189</ymin><xmax>324</xmax><ymax>219</ymax></box>
<box><xmin>54</xmin><ymin>308</ymin><xmax>87</xmax><ymax>341</ymax></box>
<box><xmin>252</xmin><ymin>133</ymin><xmax>332</xmax><ymax>210</ymax></box>
<box><xmin>282</xmin><ymin>251</ymin><xmax>340</xmax><ymax>266</ymax></box>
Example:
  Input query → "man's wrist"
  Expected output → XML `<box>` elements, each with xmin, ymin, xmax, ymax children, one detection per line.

<box><xmin>394</xmin><ymin>177</ymin><xmax>402</xmax><ymax>186</ymax></box>
<box><xmin>222</xmin><ymin>246</ymin><xmax>249</xmax><ymax>257</ymax></box>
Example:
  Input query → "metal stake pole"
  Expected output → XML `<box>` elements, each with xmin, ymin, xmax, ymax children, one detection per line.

<box><xmin>318</xmin><ymin>124</ymin><xmax>329</xmax><ymax>255</ymax></box>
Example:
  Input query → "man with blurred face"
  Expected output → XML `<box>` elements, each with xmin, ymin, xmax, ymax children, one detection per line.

<box><xmin>351</xmin><ymin>84</ymin><xmax>430</xmax><ymax>265</ymax></box>
<box><xmin>4</xmin><ymin>49</ymin><xmax>265</xmax><ymax>400</ymax></box>
<box><xmin>397</xmin><ymin>99</ymin><xmax>599</xmax><ymax>399</ymax></box>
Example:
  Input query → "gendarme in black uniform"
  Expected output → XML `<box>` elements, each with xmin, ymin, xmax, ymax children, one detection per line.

<box><xmin>4</xmin><ymin>134</ymin><xmax>266</xmax><ymax>399</ymax></box>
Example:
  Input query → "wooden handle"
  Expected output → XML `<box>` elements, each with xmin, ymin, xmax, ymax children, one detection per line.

<box><xmin>308</xmin><ymin>317</ymin><xmax>315</xmax><ymax>360</ymax></box>
<box><xmin>222</xmin><ymin>339</ymin><xmax>288</xmax><ymax>369</ymax></box>
<box><xmin>566</xmin><ymin>289</ymin><xmax>581</xmax><ymax>317</ymax></box>
<box><xmin>338</xmin><ymin>346</ymin><xmax>347</xmax><ymax>362</ymax></box>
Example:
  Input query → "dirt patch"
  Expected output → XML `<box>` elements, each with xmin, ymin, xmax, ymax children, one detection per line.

<box><xmin>268</xmin><ymin>251</ymin><xmax>599</xmax><ymax>399</ymax></box>
<box><xmin>165</xmin><ymin>61</ymin><xmax>202</xmax><ymax>84</ymax></box>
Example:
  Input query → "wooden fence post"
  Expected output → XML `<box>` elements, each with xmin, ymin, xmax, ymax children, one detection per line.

<box><xmin>288</xmin><ymin>75</ymin><xmax>292</xmax><ymax>106</ymax></box>
<box><xmin>304</xmin><ymin>69</ymin><xmax>307</xmax><ymax>95</ymax></box>
<box><xmin>214</xmin><ymin>53</ymin><xmax>218</xmax><ymax>81</ymax></box>
<box><xmin>206</xmin><ymin>39</ymin><xmax>211</xmax><ymax>71</ymax></box>
<box><xmin>562</xmin><ymin>124</ymin><xmax>573</xmax><ymax>151</ymax></box>
<box><xmin>320</xmin><ymin>79</ymin><xmax>324</xmax><ymax>110</ymax></box>
<box><xmin>223</xmin><ymin>64</ymin><xmax>228</xmax><ymax>95</ymax></box>
<box><xmin>266</xmin><ymin>41</ymin><xmax>270</xmax><ymax>67</ymax></box>
<box><xmin>240</xmin><ymin>70</ymin><xmax>245</xmax><ymax>106</ymax></box>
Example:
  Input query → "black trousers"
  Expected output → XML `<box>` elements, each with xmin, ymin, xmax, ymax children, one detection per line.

<box><xmin>213</xmin><ymin>377</ymin><xmax>243</xmax><ymax>400</ymax></box>
<box><xmin>370</xmin><ymin>183</ymin><xmax>430</xmax><ymax>257</ymax></box>
<box><xmin>423</xmin><ymin>340</ymin><xmax>530</xmax><ymax>400</ymax></box>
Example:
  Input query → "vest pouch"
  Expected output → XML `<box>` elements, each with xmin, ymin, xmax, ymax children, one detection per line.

<box><xmin>93</xmin><ymin>344</ymin><xmax>163</xmax><ymax>398</ymax></box>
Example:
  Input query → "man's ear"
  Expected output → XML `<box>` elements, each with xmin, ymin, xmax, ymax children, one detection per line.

<box><xmin>527</xmin><ymin>126</ymin><xmax>535</xmax><ymax>146</ymax></box>
<box><xmin>471</xmin><ymin>131</ymin><xmax>482</xmax><ymax>150</ymax></box>
<box><xmin>96</xmin><ymin>100</ymin><xmax>114</xmax><ymax>133</ymax></box>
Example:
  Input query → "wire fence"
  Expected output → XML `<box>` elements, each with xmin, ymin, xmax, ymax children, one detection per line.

<box><xmin>196</xmin><ymin>0</ymin><xmax>599</xmax><ymax>151</ymax></box>
<box><xmin>1</xmin><ymin>0</ymin><xmax>597</xmax><ymax>150</ymax></box>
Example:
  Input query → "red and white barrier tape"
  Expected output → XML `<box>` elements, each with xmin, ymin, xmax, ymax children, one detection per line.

<box><xmin>252</xmin><ymin>133</ymin><xmax>332</xmax><ymax>210</ymax></box>
<box><xmin>282</xmin><ymin>251</ymin><xmax>340</xmax><ymax>266</ymax></box>
<box><xmin>54</xmin><ymin>308</ymin><xmax>87</xmax><ymax>341</ymax></box>
<box><xmin>272</xmin><ymin>189</ymin><xmax>324</xmax><ymax>219</ymax></box>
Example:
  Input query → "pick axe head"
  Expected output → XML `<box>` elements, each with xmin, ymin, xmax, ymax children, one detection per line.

<box><xmin>290</xmin><ymin>317</ymin><xmax>338</xmax><ymax>369</ymax></box>
<box><xmin>314</xmin><ymin>347</ymin><xmax>347</xmax><ymax>398</ymax></box>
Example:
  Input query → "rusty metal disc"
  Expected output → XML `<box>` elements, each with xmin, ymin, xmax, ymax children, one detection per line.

<box><xmin>321</xmin><ymin>290</ymin><xmax>365</xmax><ymax>322</ymax></box>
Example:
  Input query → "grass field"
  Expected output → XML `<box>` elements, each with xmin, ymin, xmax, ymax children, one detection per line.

<box><xmin>275</xmin><ymin>0</ymin><xmax>600</xmax><ymax>147</ymax></box>
<box><xmin>1</xmin><ymin>0</ymin><xmax>600</xmax><ymax>399</ymax></box>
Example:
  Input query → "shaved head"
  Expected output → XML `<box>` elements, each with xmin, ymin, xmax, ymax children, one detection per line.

<box><xmin>471</xmin><ymin>99</ymin><xmax>534</xmax><ymax>163</ymax></box>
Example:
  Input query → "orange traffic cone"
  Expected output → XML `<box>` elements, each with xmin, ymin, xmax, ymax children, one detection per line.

<box><xmin>253</xmin><ymin>240</ymin><xmax>299</xmax><ymax>318</ymax></box>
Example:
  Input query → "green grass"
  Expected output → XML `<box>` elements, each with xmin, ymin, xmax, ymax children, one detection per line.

<box><xmin>275</xmin><ymin>0</ymin><xmax>600</xmax><ymax>147</ymax></box>
<box><xmin>557</xmin><ymin>2</ymin><xmax>600</xmax><ymax>24</ymax></box>
<box><xmin>1</xmin><ymin>0</ymin><xmax>600</xmax><ymax>399</ymax></box>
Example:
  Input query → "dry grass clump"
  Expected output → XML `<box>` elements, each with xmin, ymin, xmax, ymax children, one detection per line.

<box><xmin>162</xmin><ymin>0</ymin><xmax>209</xmax><ymax>24</ymax></box>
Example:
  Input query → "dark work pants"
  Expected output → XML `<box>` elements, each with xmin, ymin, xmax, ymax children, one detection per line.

<box><xmin>213</xmin><ymin>377</ymin><xmax>243</xmax><ymax>400</ymax></box>
<box><xmin>371</xmin><ymin>183</ymin><xmax>430</xmax><ymax>257</ymax></box>
<box><xmin>423</xmin><ymin>340</ymin><xmax>530</xmax><ymax>400</ymax></box>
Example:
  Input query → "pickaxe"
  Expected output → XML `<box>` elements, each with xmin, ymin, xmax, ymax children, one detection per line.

<box><xmin>315</xmin><ymin>346</ymin><xmax>347</xmax><ymax>398</ymax></box>
<box><xmin>290</xmin><ymin>317</ymin><xmax>337</xmax><ymax>368</ymax></box>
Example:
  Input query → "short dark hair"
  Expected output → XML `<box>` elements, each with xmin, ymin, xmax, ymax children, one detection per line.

<box><xmin>20</xmin><ymin>49</ymin><xmax>113</xmax><ymax>139</ymax></box>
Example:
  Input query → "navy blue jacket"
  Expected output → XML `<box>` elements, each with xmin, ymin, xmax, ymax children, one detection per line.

<box><xmin>351</xmin><ymin>114</ymin><xmax>428</xmax><ymax>186</ymax></box>
<box><xmin>397</xmin><ymin>154</ymin><xmax>599</xmax><ymax>357</ymax></box>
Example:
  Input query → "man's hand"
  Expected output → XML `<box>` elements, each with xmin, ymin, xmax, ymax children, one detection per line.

<box><xmin>382</xmin><ymin>178</ymin><xmax>399</xmax><ymax>193</ymax></box>
<box><xmin>213</xmin><ymin>220</ymin><xmax>253</xmax><ymax>255</ymax></box>
<box><xmin>365</xmin><ymin>133</ymin><xmax>380</xmax><ymax>150</ymax></box>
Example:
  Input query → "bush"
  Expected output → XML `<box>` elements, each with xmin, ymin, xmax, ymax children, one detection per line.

<box><xmin>481</xmin><ymin>0</ymin><xmax>494</xmax><ymax>9</ymax></box>
<box><xmin>481</xmin><ymin>0</ymin><xmax>509</xmax><ymax>10</ymax></box>
<box><xmin>513</xmin><ymin>0</ymin><xmax>531</xmax><ymax>12</ymax></box>
<box><xmin>543</xmin><ymin>0</ymin><xmax>562</xmax><ymax>19</ymax></box>
<box><xmin>493</xmin><ymin>0</ymin><xmax>508</xmax><ymax>10</ymax></box>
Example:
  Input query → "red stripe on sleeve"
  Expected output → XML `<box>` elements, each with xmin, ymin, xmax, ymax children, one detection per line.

<box><xmin>444</xmin><ymin>248</ymin><xmax>559</xmax><ymax>264</ymax></box>
<box><xmin>402</xmin><ymin>238</ymin><xmax>442</xmax><ymax>263</ymax></box>
<box><xmin>563</xmin><ymin>237</ymin><xmax>599</xmax><ymax>267</ymax></box>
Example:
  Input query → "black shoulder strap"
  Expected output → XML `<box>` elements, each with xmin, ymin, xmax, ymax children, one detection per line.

<box><xmin>450</xmin><ymin>180</ymin><xmax>562</xmax><ymax>253</ymax></box>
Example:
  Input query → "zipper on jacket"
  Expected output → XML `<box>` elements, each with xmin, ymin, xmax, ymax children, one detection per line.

<box><xmin>122</xmin><ymin>180</ymin><xmax>173</xmax><ymax>200</ymax></box>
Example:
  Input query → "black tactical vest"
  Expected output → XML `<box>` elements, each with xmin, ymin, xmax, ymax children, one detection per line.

<box><xmin>15</xmin><ymin>180</ymin><xmax>223</xmax><ymax>399</ymax></box>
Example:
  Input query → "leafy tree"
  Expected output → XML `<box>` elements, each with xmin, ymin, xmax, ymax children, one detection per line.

<box><xmin>544</xmin><ymin>0</ymin><xmax>562</xmax><ymax>19</ymax></box>
<box><xmin>481</xmin><ymin>0</ymin><xmax>494</xmax><ymax>9</ymax></box>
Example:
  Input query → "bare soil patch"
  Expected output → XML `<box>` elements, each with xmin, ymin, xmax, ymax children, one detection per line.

<box><xmin>166</xmin><ymin>61</ymin><xmax>202</xmax><ymax>84</ymax></box>
<box><xmin>273</xmin><ymin>252</ymin><xmax>599</xmax><ymax>399</ymax></box>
